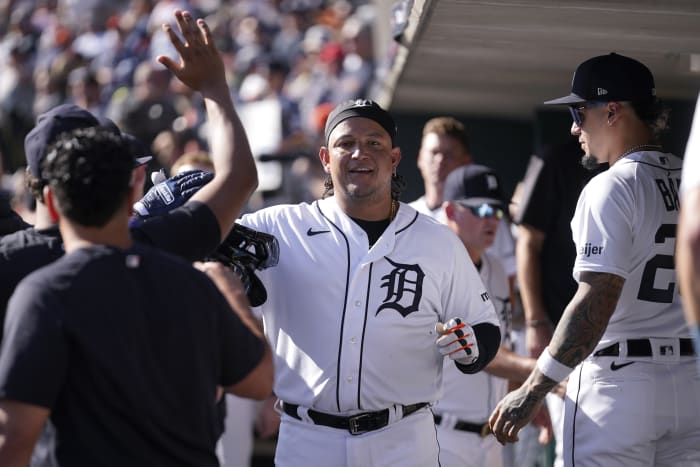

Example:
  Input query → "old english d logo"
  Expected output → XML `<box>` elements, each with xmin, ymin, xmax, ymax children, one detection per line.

<box><xmin>376</xmin><ymin>258</ymin><xmax>424</xmax><ymax>317</ymax></box>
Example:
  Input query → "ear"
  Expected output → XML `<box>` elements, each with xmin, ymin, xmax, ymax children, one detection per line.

<box><xmin>606</xmin><ymin>102</ymin><xmax>622</xmax><ymax>124</ymax></box>
<box><xmin>319</xmin><ymin>146</ymin><xmax>331</xmax><ymax>174</ymax></box>
<box><xmin>43</xmin><ymin>185</ymin><xmax>60</xmax><ymax>223</ymax></box>
<box><xmin>391</xmin><ymin>146</ymin><xmax>402</xmax><ymax>171</ymax></box>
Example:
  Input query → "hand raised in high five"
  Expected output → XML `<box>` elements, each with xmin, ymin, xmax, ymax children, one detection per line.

<box><xmin>157</xmin><ymin>9</ymin><xmax>226</xmax><ymax>94</ymax></box>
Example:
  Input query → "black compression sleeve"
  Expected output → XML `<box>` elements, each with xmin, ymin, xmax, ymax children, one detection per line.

<box><xmin>454</xmin><ymin>322</ymin><xmax>501</xmax><ymax>374</ymax></box>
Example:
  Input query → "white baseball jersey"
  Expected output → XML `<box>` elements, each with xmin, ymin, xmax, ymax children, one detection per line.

<box><xmin>682</xmin><ymin>93</ymin><xmax>700</xmax><ymax>194</ymax></box>
<box><xmin>434</xmin><ymin>251</ymin><xmax>511</xmax><ymax>422</ymax></box>
<box><xmin>410</xmin><ymin>196</ymin><xmax>516</xmax><ymax>277</ymax></box>
<box><xmin>239</xmin><ymin>197</ymin><xmax>498</xmax><ymax>414</ymax></box>
<box><xmin>571</xmin><ymin>150</ymin><xmax>685</xmax><ymax>346</ymax></box>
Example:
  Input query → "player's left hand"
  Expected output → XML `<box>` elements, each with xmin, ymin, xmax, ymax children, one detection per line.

<box><xmin>435</xmin><ymin>318</ymin><xmax>479</xmax><ymax>365</ymax></box>
<box><xmin>132</xmin><ymin>169</ymin><xmax>214</xmax><ymax>219</ymax></box>
<box><xmin>488</xmin><ymin>385</ymin><xmax>543</xmax><ymax>445</ymax></box>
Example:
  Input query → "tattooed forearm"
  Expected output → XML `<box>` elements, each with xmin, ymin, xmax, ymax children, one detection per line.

<box><xmin>549</xmin><ymin>271</ymin><xmax>625</xmax><ymax>367</ymax></box>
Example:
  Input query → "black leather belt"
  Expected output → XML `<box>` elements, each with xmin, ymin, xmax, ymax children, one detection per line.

<box><xmin>593</xmin><ymin>338</ymin><xmax>695</xmax><ymax>357</ymax></box>
<box><xmin>433</xmin><ymin>414</ymin><xmax>490</xmax><ymax>437</ymax></box>
<box><xmin>282</xmin><ymin>401</ymin><xmax>428</xmax><ymax>435</ymax></box>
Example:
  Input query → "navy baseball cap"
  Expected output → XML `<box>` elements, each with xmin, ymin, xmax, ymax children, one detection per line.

<box><xmin>443</xmin><ymin>164</ymin><xmax>505</xmax><ymax>207</ymax></box>
<box><xmin>24</xmin><ymin>105</ymin><xmax>150</xmax><ymax>179</ymax></box>
<box><xmin>544</xmin><ymin>53</ymin><xmax>656</xmax><ymax>105</ymax></box>
<box><xmin>324</xmin><ymin>99</ymin><xmax>398</xmax><ymax>147</ymax></box>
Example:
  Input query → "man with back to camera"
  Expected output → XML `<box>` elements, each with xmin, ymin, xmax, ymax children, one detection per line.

<box><xmin>489</xmin><ymin>53</ymin><xmax>700</xmax><ymax>466</ymax></box>
<box><xmin>238</xmin><ymin>98</ymin><xmax>502</xmax><ymax>466</ymax></box>
<box><xmin>436</xmin><ymin>164</ymin><xmax>553</xmax><ymax>467</ymax></box>
<box><xmin>0</xmin><ymin>124</ymin><xmax>273</xmax><ymax>466</ymax></box>
<box><xmin>0</xmin><ymin>9</ymin><xmax>257</xmax><ymax>336</ymax></box>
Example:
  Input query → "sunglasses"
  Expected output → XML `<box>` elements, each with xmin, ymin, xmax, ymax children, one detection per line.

<box><xmin>568</xmin><ymin>101</ymin><xmax>608</xmax><ymax>126</ymax></box>
<box><xmin>464</xmin><ymin>203</ymin><xmax>504</xmax><ymax>220</ymax></box>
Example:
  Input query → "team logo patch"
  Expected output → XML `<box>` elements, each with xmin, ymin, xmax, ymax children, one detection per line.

<box><xmin>376</xmin><ymin>258</ymin><xmax>424</xmax><ymax>318</ymax></box>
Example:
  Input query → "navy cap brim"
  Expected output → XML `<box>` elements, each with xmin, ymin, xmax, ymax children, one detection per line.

<box><xmin>543</xmin><ymin>93</ymin><xmax>586</xmax><ymax>105</ymax></box>
<box><xmin>134</xmin><ymin>156</ymin><xmax>152</xmax><ymax>168</ymax></box>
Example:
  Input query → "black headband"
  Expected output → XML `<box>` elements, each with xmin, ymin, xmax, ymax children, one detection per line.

<box><xmin>324</xmin><ymin>99</ymin><xmax>397</xmax><ymax>147</ymax></box>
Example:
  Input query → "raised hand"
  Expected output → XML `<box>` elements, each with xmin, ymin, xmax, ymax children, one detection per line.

<box><xmin>156</xmin><ymin>9</ymin><xmax>226</xmax><ymax>94</ymax></box>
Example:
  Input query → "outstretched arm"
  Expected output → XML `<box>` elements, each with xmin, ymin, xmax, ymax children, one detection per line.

<box><xmin>489</xmin><ymin>271</ymin><xmax>624</xmax><ymax>444</ymax></box>
<box><xmin>157</xmin><ymin>10</ymin><xmax>257</xmax><ymax>240</ymax></box>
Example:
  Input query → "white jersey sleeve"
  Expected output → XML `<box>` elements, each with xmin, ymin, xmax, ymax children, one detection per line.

<box><xmin>239</xmin><ymin>198</ymin><xmax>498</xmax><ymax>413</ymax></box>
<box><xmin>681</xmin><ymin>93</ymin><xmax>700</xmax><ymax>194</ymax></box>
<box><xmin>570</xmin><ymin>150</ymin><xmax>686</xmax><ymax>345</ymax></box>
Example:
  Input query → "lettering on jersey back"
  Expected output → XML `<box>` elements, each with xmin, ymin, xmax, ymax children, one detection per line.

<box><xmin>655</xmin><ymin>177</ymin><xmax>681</xmax><ymax>211</ymax></box>
<box><xmin>376</xmin><ymin>258</ymin><xmax>424</xmax><ymax>317</ymax></box>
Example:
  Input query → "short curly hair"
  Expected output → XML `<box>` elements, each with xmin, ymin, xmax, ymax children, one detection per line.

<box><xmin>42</xmin><ymin>127</ymin><xmax>134</xmax><ymax>227</ymax></box>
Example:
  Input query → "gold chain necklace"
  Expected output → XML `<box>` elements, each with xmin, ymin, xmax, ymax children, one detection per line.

<box><xmin>620</xmin><ymin>144</ymin><xmax>663</xmax><ymax>159</ymax></box>
<box><xmin>389</xmin><ymin>199</ymin><xmax>398</xmax><ymax>221</ymax></box>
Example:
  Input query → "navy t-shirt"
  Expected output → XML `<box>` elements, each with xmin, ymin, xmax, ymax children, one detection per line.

<box><xmin>515</xmin><ymin>141</ymin><xmax>601</xmax><ymax>323</ymax></box>
<box><xmin>0</xmin><ymin>201</ymin><xmax>220</xmax><ymax>343</ymax></box>
<box><xmin>0</xmin><ymin>242</ymin><xmax>264</xmax><ymax>466</ymax></box>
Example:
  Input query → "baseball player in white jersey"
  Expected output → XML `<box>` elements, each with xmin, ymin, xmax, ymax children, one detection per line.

<box><xmin>678</xmin><ymin>92</ymin><xmax>700</xmax><ymax>369</ymax></box>
<box><xmin>435</xmin><ymin>164</ymin><xmax>551</xmax><ymax>467</ymax></box>
<box><xmin>238</xmin><ymin>99</ymin><xmax>501</xmax><ymax>466</ymax></box>
<box><xmin>490</xmin><ymin>53</ymin><xmax>700</xmax><ymax>467</ymax></box>
<box><xmin>409</xmin><ymin>117</ymin><xmax>517</xmax><ymax>278</ymax></box>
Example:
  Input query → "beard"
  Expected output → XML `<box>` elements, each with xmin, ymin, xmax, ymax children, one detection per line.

<box><xmin>581</xmin><ymin>154</ymin><xmax>601</xmax><ymax>171</ymax></box>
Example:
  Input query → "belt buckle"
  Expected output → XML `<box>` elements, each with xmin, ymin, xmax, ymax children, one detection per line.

<box><xmin>480</xmin><ymin>423</ymin><xmax>491</xmax><ymax>437</ymax></box>
<box><xmin>348</xmin><ymin>413</ymin><xmax>373</xmax><ymax>435</ymax></box>
<box><xmin>650</xmin><ymin>338</ymin><xmax>680</xmax><ymax>362</ymax></box>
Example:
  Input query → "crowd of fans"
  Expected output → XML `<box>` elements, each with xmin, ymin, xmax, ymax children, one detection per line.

<box><xmin>0</xmin><ymin>0</ymin><xmax>379</xmax><ymax>212</ymax></box>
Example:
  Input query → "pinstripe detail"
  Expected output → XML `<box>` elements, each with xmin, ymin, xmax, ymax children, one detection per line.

<box><xmin>571</xmin><ymin>362</ymin><xmax>585</xmax><ymax>466</ymax></box>
<box><xmin>396</xmin><ymin>210</ymin><xmax>420</xmax><ymax>235</ymax></box>
<box><xmin>357</xmin><ymin>263</ymin><xmax>373</xmax><ymax>410</ymax></box>
<box><xmin>316</xmin><ymin>201</ymin><xmax>352</xmax><ymax>412</ymax></box>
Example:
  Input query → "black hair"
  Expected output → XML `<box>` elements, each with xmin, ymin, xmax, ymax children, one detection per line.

<box><xmin>42</xmin><ymin>127</ymin><xmax>134</xmax><ymax>227</ymax></box>
<box><xmin>629</xmin><ymin>98</ymin><xmax>669</xmax><ymax>142</ymax></box>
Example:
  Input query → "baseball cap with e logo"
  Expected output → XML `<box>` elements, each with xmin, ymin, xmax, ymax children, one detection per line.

<box><xmin>543</xmin><ymin>52</ymin><xmax>656</xmax><ymax>106</ymax></box>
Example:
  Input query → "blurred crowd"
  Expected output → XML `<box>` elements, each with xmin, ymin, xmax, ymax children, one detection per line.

<box><xmin>0</xmin><ymin>0</ymin><xmax>380</xmax><ymax>216</ymax></box>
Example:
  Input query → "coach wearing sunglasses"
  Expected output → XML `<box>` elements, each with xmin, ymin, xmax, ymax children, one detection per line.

<box><xmin>436</xmin><ymin>164</ymin><xmax>550</xmax><ymax>467</ymax></box>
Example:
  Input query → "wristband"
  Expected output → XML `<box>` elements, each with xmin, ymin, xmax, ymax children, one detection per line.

<box><xmin>536</xmin><ymin>347</ymin><xmax>573</xmax><ymax>383</ymax></box>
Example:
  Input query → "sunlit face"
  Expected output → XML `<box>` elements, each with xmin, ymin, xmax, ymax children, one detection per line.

<box><xmin>417</xmin><ymin>132</ymin><xmax>472</xmax><ymax>188</ymax></box>
<box><xmin>447</xmin><ymin>202</ymin><xmax>501</xmax><ymax>253</ymax></box>
<box><xmin>570</xmin><ymin>102</ymin><xmax>611</xmax><ymax>169</ymax></box>
<box><xmin>320</xmin><ymin>117</ymin><xmax>400</xmax><ymax>208</ymax></box>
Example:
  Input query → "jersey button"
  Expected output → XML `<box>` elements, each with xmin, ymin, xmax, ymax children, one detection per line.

<box><xmin>350</xmin><ymin>337</ymin><xmax>357</xmax><ymax>344</ymax></box>
<box><xmin>346</xmin><ymin>376</ymin><xmax>353</xmax><ymax>382</ymax></box>
<box><xmin>354</xmin><ymin>300</ymin><xmax>362</xmax><ymax>307</ymax></box>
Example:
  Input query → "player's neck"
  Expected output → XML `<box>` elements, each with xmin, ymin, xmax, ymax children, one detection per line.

<box><xmin>608</xmin><ymin>124</ymin><xmax>655</xmax><ymax>166</ymax></box>
<box><xmin>338</xmin><ymin>195</ymin><xmax>395</xmax><ymax>222</ymax></box>
<box><xmin>59</xmin><ymin>212</ymin><xmax>134</xmax><ymax>254</ymax></box>
<box><xmin>33</xmin><ymin>201</ymin><xmax>57</xmax><ymax>230</ymax></box>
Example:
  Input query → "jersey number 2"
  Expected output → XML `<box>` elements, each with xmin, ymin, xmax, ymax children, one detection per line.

<box><xmin>637</xmin><ymin>223</ymin><xmax>676</xmax><ymax>304</ymax></box>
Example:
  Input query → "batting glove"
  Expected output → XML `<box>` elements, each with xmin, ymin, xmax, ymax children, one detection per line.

<box><xmin>436</xmin><ymin>318</ymin><xmax>479</xmax><ymax>365</ymax></box>
<box><xmin>133</xmin><ymin>169</ymin><xmax>214</xmax><ymax>219</ymax></box>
